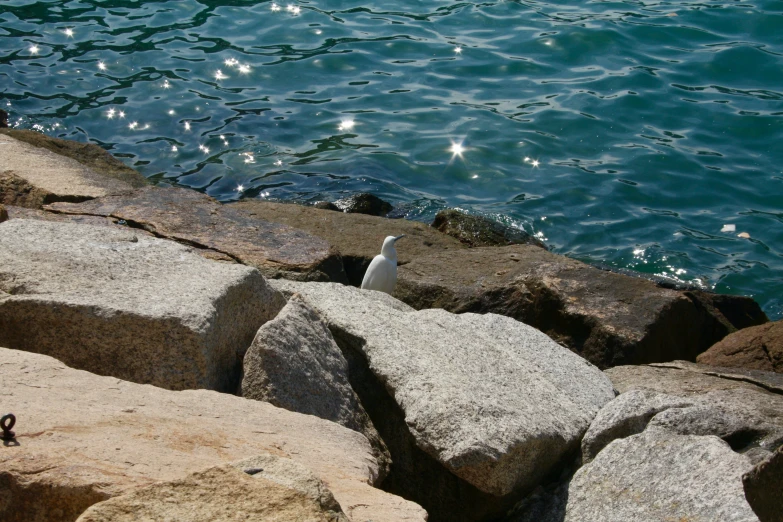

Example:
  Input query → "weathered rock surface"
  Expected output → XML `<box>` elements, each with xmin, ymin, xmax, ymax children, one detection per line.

<box><xmin>48</xmin><ymin>186</ymin><xmax>348</xmax><ymax>282</ymax></box>
<box><xmin>698</xmin><ymin>320</ymin><xmax>783</xmax><ymax>373</ymax></box>
<box><xmin>432</xmin><ymin>209</ymin><xmax>546</xmax><ymax>249</ymax></box>
<box><xmin>651</xmin><ymin>360</ymin><xmax>783</xmax><ymax>394</ymax></box>
<box><xmin>601</xmin><ymin>364</ymin><xmax>783</xmax><ymax>459</ymax></box>
<box><xmin>0</xmin><ymin>130</ymin><xmax>146</xmax><ymax>208</ymax></box>
<box><xmin>395</xmin><ymin>244</ymin><xmax>767</xmax><ymax>368</ymax></box>
<box><xmin>77</xmin><ymin>464</ymin><xmax>348</xmax><ymax>522</ymax></box>
<box><xmin>271</xmin><ymin>280</ymin><xmax>615</xmax><ymax>521</ymax></box>
<box><xmin>0</xmin><ymin>203</ymin><xmax>7</xmax><ymax>223</ymax></box>
<box><xmin>241</xmin><ymin>295</ymin><xmax>390</xmax><ymax>476</ymax></box>
<box><xmin>334</xmin><ymin>192</ymin><xmax>394</xmax><ymax>216</ymax></box>
<box><xmin>565</xmin><ymin>431</ymin><xmax>758</xmax><ymax>522</ymax></box>
<box><xmin>743</xmin><ymin>446</ymin><xmax>783</xmax><ymax>522</ymax></box>
<box><xmin>232</xmin><ymin>200</ymin><xmax>465</xmax><ymax>285</ymax></box>
<box><xmin>0</xmin><ymin>219</ymin><xmax>284</xmax><ymax>391</ymax></box>
<box><xmin>581</xmin><ymin>389</ymin><xmax>693</xmax><ymax>462</ymax></box>
<box><xmin>0</xmin><ymin>347</ymin><xmax>426</xmax><ymax>522</ymax></box>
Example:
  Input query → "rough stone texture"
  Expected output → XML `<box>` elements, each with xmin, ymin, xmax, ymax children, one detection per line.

<box><xmin>603</xmin><ymin>364</ymin><xmax>783</xmax><ymax>457</ymax></box>
<box><xmin>0</xmin><ymin>219</ymin><xmax>285</xmax><ymax>392</ymax></box>
<box><xmin>241</xmin><ymin>295</ymin><xmax>390</xmax><ymax>477</ymax></box>
<box><xmin>698</xmin><ymin>321</ymin><xmax>783</xmax><ymax>373</ymax></box>
<box><xmin>619</xmin><ymin>361</ymin><xmax>783</xmax><ymax>395</ymax></box>
<box><xmin>0</xmin><ymin>348</ymin><xmax>426</xmax><ymax>522</ymax></box>
<box><xmin>314</xmin><ymin>201</ymin><xmax>340</xmax><ymax>211</ymax></box>
<box><xmin>0</xmin><ymin>204</ymin><xmax>7</xmax><ymax>223</ymax></box>
<box><xmin>334</xmin><ymin>193</ymin><xmax>394</xmax><ymax>216</ymax></box>
<box><xmin>230</xmin><ymin>454</ymin><xmax>346</xmax><ymax>516</ymax></box>
<box><xmin>564</xmin><ymin>431</ymin><xmax>759</xmax><ymax>522</ymax></box>
<box><xmin>581</xmin><ymin>389</ymin><xmax>693</xmax><ymax>462</ymax></box>
<box><xmin>48</xmin><ymin>186</ymin><xmax>348</xmax><ymax>282</ymax></box>
<box><xmin>232</xmin><ymin>200</ymin><xmax>465</xmax><ymax>286</ymax></box>
<box><xmin>77</xmin><ymin>465</ymin><xmax>348</xmax><ymax>522</ymax></box>
<box><xmin>743</xmin><ymin>446</ymin><xmax>783</xmax><ymax>522</ymax></box>
<box><xmin>0</xmin><ymin>130</ymin><xmax>146</xmax><ymax>208</ymax></box>
<box><xmin>432</xmin><ymin>209</ymin><xmax>547</xmax><ymax>249</ymax></box>
<box><xmin>271</xmin><ymin>280</ymin><xmax>615</xmax><ymax>521</ymax></box>
<box><xmin>395</xmin><ymin>244</ymin><xmax>767</xmax><ymax>368</ymax></box>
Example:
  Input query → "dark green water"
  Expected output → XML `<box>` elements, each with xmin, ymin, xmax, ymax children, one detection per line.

<box><xmin>2</xmin><ymin>0</ymin><xmax>781</xmax><ymax>319</ymax></box>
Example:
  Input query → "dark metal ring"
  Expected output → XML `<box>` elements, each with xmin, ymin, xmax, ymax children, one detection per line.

<box><xmin>1</xmin><ymin>413</ymin><xmax>16</xmax><ymax>440</ymax></box>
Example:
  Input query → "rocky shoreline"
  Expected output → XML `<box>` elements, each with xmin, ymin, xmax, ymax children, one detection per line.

<box><xmin>0</xmin><ymin>129</ymin><xmax>780</xmax><ymax>521</ymax></box>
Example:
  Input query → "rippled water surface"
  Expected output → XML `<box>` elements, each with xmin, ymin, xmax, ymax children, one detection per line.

<box><xmin>2</xmin><ymin>0</ymin><xmax>781</xmax><ymax>318</ymax></box>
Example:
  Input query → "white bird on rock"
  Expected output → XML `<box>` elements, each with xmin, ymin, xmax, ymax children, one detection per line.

<box><xmin>361</xmin><ymin>235</ymin><xmax>405</xmax><ymax>295</ymax></box>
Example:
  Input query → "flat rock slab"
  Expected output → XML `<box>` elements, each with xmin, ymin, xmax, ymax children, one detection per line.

<box><xmin>271</xmin><ymin>280</ymin><xmax>615</xmax><ymax>517</ymax></box>
<box><xmin>698</xmin><ymin>320</ymin><xmax>783</xmax><ymax>373</ymax></box>
<box><xmin>0</xmin><ymin>130</ymin><xmax>145</xmax><ymax>208</ymax></box>
<box><xmin>396</xmin><ymin>244</ymin><xmax>766</xmax><ymax>368</ymax></box>
<box><xmin>565</xmin><ymin>431</ymin><xmax>758</xmax><ymax>522</ymax></box>
<box><xmin>77</xmin><ymin>464</ymin><xmax>348</xmax><ymax>522</ymax></box>
<box><xmin>241</xmin><ymin>295</ymin><xmax>390</xmax><ymax>476</ymax></box>
<box><xmin>0</xmin><ymin>348</ymin><xmax>426</xmax><ymax>522</ymax></box>
<box><xmin>232</xmin><ymin>200</ymin><xmax>465</xmax><ymax>285</ymax></box>
<box><xmin>0</xmin><ymin>219</ymin><xmax>284</xmax><ymax>391</ymax></box>
<box><xmin>48</xmin><ymin>186</ymin><xmax>347</xmax><ymax>282</ymax></box>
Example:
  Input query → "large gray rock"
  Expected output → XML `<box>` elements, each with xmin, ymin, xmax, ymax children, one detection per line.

<box><xmin>0</xmin><ymin>130</ymin><xmax>146</xmax><ymax>208</ymax></box>
<box><xmin>0</xmin><ymin>219</ymin><xmax>285</xmax><ymax>391</ymax></box>
<box><xmin>240</xmin><ymin>295</ymin><xmax>390</xmax><ymax>476</ymax></box>
<box><xmin>271</xmin><ymin>280</ymin><xmax>615</xmax><ymax>520</ymax></box>
<box><xmin>395</xmin><ymin>244</ymin><xmax>767</xmax><ymax>369</ymax></box>
<box><xmin>565</xmin><ymin>431</ymin><xmax>758</xmax><ymax>521</ymax></box>
<box><xmin>0</xmin><ymin>347</ymin><xmax>426</xmax><ymax>522</ymax></box>
<box><xmin>599</xmin><ymin>365</ymin><xmax>783</xmax><ymax>461</ymax></box>
<box><xmin>581</xmin><ymin>389</ymin><xmax>693</xmax><ymax>462</ymax></box>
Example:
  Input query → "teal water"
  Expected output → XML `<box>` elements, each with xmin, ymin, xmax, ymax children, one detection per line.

<box><xmin>2</xmin><ymin>0</ymin><xmax>781</xmax><ymax>319</ymax></box>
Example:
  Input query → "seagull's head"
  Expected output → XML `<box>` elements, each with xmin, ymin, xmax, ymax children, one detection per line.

<box><xmin>381</xmin><ymin>234</ymin><xmax>405</xmax><ymax>258</ymax></box>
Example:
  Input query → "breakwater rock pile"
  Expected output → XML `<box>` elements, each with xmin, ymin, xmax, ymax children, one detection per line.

<box><xmin>0</xmin><ymin>129</ymin><xmax>780</xmax><ymax>522</ymax></box>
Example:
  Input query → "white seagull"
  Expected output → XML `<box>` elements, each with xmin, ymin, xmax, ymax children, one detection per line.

<box><xmin>361</xmin><ymin>235</ymin><xmax>405</xmax><ymax>295</ymax></box>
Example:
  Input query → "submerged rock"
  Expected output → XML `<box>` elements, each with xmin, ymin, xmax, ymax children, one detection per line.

<box><xmin>77</xmin><ymin>464</ymin><xmax>348</xmax><ymax>522</ymax></box>
<box><xmin>432</xmin><ymin>209</ymin><xmax>547</xmax><ymax>249</ymax></box>
<box><xmin>0</xmin><ymin>219</ymin><xmax>284</xmax><ymax>391</ymax></box>
<box><xmin>48</xmin><ymin>186</ymin><xmax>348</xmax><ymax>282</ymax></box>
<box><xmin>0</xmin><ymin>347</ymin><xmax>425</xmax><ymax>522</ymax></box>
<box><xmin>241</xmin><ymin>295</ymin><xmax>390</xmax><ymax>477</ymax></box>
<box><xmin>396</xmin><ymin>244</ymin><xmax>767</xmax><ymax>368</ymax></box>
<box><xmin>334</xmin><ymin>193</ymin><xmax>394</xmax><ymax>216</ymax></box>
<box><xmin>0</xmin><ymin>130</ymin><xmax>146</xmax><ymax>208</ymax></box>
<box><xmin>232</xmin><ymin>200</ymin><xmax>464</xmax><ymax>285</ymax></box>
<box><xmin>271</xmin><ymin>280</ymin><xmax>615</xmax><ymax>521</ymax></box>
<box><xmin>698</xmin><ymin>320</ymin><xmax>783</xmax><ymax>373</ymax></box>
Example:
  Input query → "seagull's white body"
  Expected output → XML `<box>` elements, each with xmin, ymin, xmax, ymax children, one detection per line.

<box><xmin>361</xmin><ymin>235</ymin><xmax>405</xmax><ymax>295</ymax></box>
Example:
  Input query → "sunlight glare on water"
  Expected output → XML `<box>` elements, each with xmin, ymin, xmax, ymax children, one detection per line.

<box><xmin>1</xmin><ymin>0</ymin><xmax>781</xmax><ymax>318</ymax></box>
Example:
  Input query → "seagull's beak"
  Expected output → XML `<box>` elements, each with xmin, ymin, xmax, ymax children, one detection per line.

<box><xmin>394</xmin><ymin>234</ymin><xmax>406</xmax><ymax>242</ymax></box>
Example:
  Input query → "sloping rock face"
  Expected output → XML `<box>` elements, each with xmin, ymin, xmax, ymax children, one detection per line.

<box><xmin>77</xmin><ymin>465</ymin><xmax>348</xmax><ymax>522</ymax></box>
<box><xmin>241</xmin><ymin>295</ymin><xmax>390</xmax><ymax>477</ymax></box>
<box><xmin>0</xmin><ymin>348</ymin><xmax>426</xmax><ymax>522</ymax></box>
<box><xmin>565</xmin><ymin>431</ymin><xmax>758</xmax><ymax>522</ymax></box>
<box><xmin>396</xmin><ymin>244</ymin><xmax>767</xmax><ymax>368</ymax></box>
<box><xmin>0</xmin><ymin>219</ymin><xmax>284</xmax><ymax>391</ymax></box>
<box><xmin>334</xmin><ymin>193</ymin><xmax>393</xmax><ymax>216</ymax></box>
<box><xmin>0</xmin><ymin>130</ymin><xmax>146</xmax><ymax>208</ymax></box>
<box><xmin>48</xmin><ymin>186</ymin><xmax>347</xmax><ymax>282</ymax></box>
<box><xmin>232</xmin><ymin>200</ymin><xmax>465</xmax><ymax>285</ymax></box>
<box><xmin>743</xmin><ymin>446</ymin><xmax>783</xmax><ymax>522</ymax></box>
<box><xmin>271</xmin><ymin>280</ymin><xmax>615</xmax><ymax>521</ymax></box>
<box><xmin>698</xmin><ymin>321</ymin><xmax>783</xmax><ymax>373</ymax></box>
<box><xmin>432</xmin><ymin>209</ymin><xmax>546</xmax><ymax>249</ymax></box>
